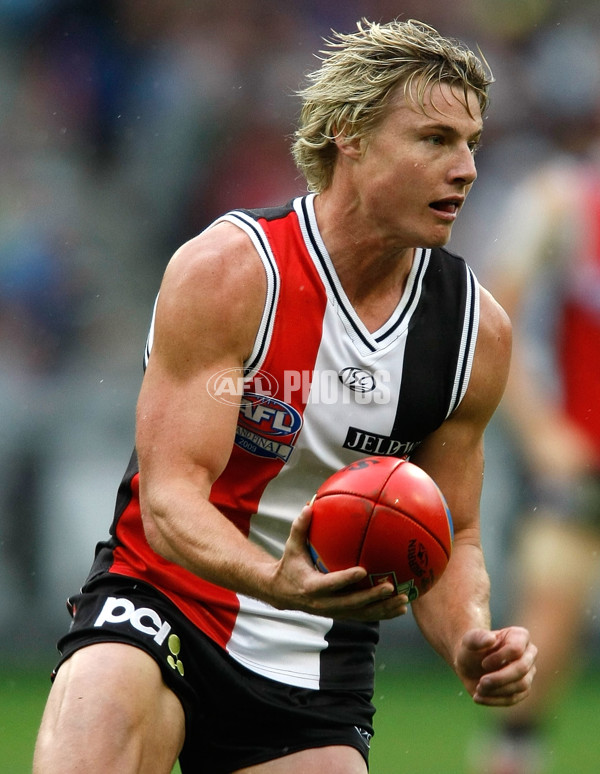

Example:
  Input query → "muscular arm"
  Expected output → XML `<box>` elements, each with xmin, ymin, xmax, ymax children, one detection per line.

<box><xmin>136</xmin><ymin>223</ymin><xmax>272</xmax><ymax>593</ymax></box>
<box><xmin>410</xmin><ymin>287</ymin><xmax>508</xmax><ymax>656</ymax></box>
<box><xmin>410</xmin><ymin>288</ymin><xmax>536</xmax><ymax>704</ymax></box>
<box><xmin>136</xmin><ymin>223</ymin><xmax>407</xmax><ymax>620</ymax></box>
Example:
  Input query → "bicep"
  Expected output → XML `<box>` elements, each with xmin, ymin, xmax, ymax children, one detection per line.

<box><xmin>410</xmin><ymin>416</ymin><xmax>485</xmax><ymax>541</ymax></box>
<box><xmin>136</xmin><ymin>353</ymin><xmax>242</xmax><ymax>495</ymax></box>
<box><xmin>135</xmin><ymin>226</ymin><xmax>266</xmax><ymax>497</ymax></box>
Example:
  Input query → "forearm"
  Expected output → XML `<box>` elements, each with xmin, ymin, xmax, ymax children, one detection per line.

<box><xmin>411</xmin><ymin>540</ymin><xmax>491</xmax><ymax>670</ymax></box>
<box><xmin>139</xmin><ymin>478</ymin><xmax>408</xmax><ymax>622</ymax></box>
<box><xmin>140</xmin><ymin>475</ymin><xmax>279</xmax><ymax>601</ymax></box>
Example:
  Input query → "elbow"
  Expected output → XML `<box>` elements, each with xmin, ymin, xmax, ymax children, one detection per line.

<box><xmin>139</xmin><ymin>490</ymin><xmax>178</xmax><ymax>563</ymax></box>
<box><xmin>140</xmin><ymin>508</ymin><xmax>163</xmax><ymax>554</ymax></box>
<box><xmin>141</xmin><ymin>509</ymin><xmax>171</xmax><ymax>560</ymax></box>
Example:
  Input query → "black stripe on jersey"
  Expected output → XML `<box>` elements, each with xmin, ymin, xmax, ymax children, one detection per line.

<box><xmin>236</xmin><ymin>202</ymin><xmax>296</xmax><ymax>222</ymax></box>
<box><xmin>390</xmin><ymin>248</ymin><xmax>472</xmax><ymax>441</ymax></box>
<box><xmin>299</xmin><ymin>196</ymin><xmax>377</xmax><ymax>353</ymax></box>
<box><xmin>374</xmin><ymin>249</ymin><xmax>428</xmax><ymax>343</ymax></box>
<box><xmin>223</xmin><ymin>210</ymin><xmax>280</xmax><ymax>376</ymax></box>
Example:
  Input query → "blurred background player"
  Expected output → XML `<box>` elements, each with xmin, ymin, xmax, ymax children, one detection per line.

<box><xmin>469</xmin><ymin>22</ymin><xmax>600</xmax><ymax>774</ymax></box>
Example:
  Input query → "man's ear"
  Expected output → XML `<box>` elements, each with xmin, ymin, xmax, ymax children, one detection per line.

<box><xmin>333</xmin><ymin>128</ymin><xmax>363</xmax><ymax>160</ymax></box>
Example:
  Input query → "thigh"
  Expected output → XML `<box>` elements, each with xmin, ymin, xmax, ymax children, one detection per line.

<box><xmin>233</xmin><ymin>745</ymin><xmax>367</xmax><ymax>773</ymax></box>
<box><xmin>34</xmin><ymin>642</ymin><xmax>185</xmax><ymax>774</ymax></box>
<box><xmin>48</xmin><ymin>574</ymin><xmax>375</xmax><ymax>773</ymax></box>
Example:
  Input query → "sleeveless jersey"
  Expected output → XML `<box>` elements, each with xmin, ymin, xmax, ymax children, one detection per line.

<box><xmin>558</xmin><ymin>173</ymin><xmax>600</xmax><ymax>459</ymax></box>
<box><xmin>90</xmin><ymin>194</ymin><xmax>480</xmax><ymax>691</ymax></box>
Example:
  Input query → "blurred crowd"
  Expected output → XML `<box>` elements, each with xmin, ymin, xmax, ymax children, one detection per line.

<box><xmin>1</xmin><ymin>0</ymin><xmax>600</xmax><ymax>663</ymax></box>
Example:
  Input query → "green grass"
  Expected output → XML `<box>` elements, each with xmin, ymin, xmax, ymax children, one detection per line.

<box><xmin>0</xmin><ymin>666</ymin><xmax>48</xmax><ymax>773</ymax></box>
<box><xmin>371</xmin><ymin>661</ymin><xmax>600</xmax><ymax>773</ymax></box>
<box><xmin>3</xmin><ymin>660</ymin><xmax>600</xmax><ymax>773</ymax></box>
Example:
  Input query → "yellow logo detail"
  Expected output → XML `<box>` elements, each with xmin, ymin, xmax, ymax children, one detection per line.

<box><xmin>166</xmin><ymin>634</ymin><xmax>184</xmax><ymax>676</ymax></box>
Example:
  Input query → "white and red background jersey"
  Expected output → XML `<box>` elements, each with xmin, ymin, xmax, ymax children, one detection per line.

<box><xmin>558</xmin><ymin>171</ymin><xmax>600</xmax><ymax>458</ymax></box>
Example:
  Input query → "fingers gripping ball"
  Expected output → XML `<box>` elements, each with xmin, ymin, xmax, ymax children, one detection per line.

<box><xmin>307</xmin><ymin>456</ymin><xmax>453</xmax><ymax>600</ymax></box>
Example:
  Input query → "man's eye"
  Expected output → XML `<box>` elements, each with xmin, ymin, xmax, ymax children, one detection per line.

<box><xmin>469</xmin><ymin>140</ymin><xmax>482</xmax><ymax>155</ymax></box>
<box><xmin>427</xmin><ymin>136</ymin><xmax>443</xmax><ymax>145</ymax></box>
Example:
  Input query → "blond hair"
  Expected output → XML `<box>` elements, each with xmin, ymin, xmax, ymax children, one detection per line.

<box><xmin>292</xmin><ymin>19</ymin><xmax>493</xmax><ymax>192</ymax></box>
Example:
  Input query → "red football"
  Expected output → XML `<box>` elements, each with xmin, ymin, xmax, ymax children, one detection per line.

<box><xmin>307</xmin><ymin>456</ymin><xmax>453</xmax><ymax>599</ymax></box>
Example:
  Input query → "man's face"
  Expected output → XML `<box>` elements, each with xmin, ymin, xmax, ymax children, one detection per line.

<box><xmin>349</xmin><ymin>80</ymin><xmax>483</xmax><ymax>250</ymax></box>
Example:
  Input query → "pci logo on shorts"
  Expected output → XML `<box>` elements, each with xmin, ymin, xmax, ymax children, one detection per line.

<box><xmin>94</xmin><ymin>596</ymin><xmax>171</xmax><ymax>644</ymax></box>
<box><xmin>234</xmin><ymin>393</ymin><xmax>302</xmax><ymax>462</ymax></box>
<box><xmin>93</xmin><ymin>596</ymin><xmax>185</xmax><ymax>675</ymax></box>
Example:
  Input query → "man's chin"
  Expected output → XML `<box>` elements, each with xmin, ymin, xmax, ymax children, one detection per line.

<box><xmin>422</xmin><ymin>230</ymin><xmax>453</xmax><ymax>249</ymax></box>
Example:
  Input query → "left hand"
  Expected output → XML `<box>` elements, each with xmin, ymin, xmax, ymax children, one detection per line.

<box><xmin>456</xmin><ymin>627</ymin><xmax>537</xmax><ymax>706</ymax></box>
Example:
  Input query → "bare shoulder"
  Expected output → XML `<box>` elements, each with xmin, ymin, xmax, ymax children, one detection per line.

<box><xmin>161</xmin><ymin>221</ymin><xmax>266</xmax><ymax>323</ymax></box>
<box><xmin>153</xmin><ymin>222</ymin><xmax>267</xmax><ymax>366</ymax></box>
<box><xmin>478</xmin><ymin>284</ymin><xmax>512</xmax><ymax>347</ymax></box>
<box><xmin>463</xmin><ymin>285</ymin><xmax>512</xmax><ymax>421</ymax></box>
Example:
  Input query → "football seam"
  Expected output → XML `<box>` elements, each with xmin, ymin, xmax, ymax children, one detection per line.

<box><xmin>317</xmin><ymin>491</ymin><xmax>452</xmax><ymax>561</ymax></box>
<box><xmin>388</xmin><ymin>509</ymin><xmax>452</xmax><ymax>559</ymax></box>
<box><xmin>382</xmin><ymin>510</ymin><xmax>452</xmax><ymax>561</ymax></box>
<box><xmin>315</xmin><ymin>491</ymin><xmax>377</xmax><ymax>566</ymax></box>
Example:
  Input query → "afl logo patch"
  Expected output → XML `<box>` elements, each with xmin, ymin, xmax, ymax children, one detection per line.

<box><xmin>338</xmin><ymin>367</ymin><xmax>377</xmax><ymax>393</ymax></box>
<box><xmin>238</xmin><ymin>394</ymin><xmax>302</xmax><ymax>437</ymax></box>
<box><xmin>234</xmin><ymin>394</ymin><xmax>302</xmax><ymax>462</ymax></box>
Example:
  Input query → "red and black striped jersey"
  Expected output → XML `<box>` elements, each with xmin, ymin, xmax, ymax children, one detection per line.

<box><xmin>90</xmin><ymin>194</ymin><xmax>480</xmax><ymax>691</ymax></box>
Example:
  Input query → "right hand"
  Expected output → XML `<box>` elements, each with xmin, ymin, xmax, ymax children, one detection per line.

<box><xmin>267</xmin><ymin>506</ymin><xmax>410</xmax><ymax>621</ymax></box>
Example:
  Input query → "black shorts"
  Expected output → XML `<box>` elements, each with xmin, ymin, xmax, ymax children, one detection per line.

<box><xmin>55</xmin><ymin>575</ymin><xmax>375</xmax><ymax>773</ymax></box>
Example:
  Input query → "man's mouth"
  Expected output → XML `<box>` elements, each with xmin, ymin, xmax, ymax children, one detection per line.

<box><xmin>429</xmin><ymin>198</ymin><xmax>463</xmax><ymax>214</ymax></box>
